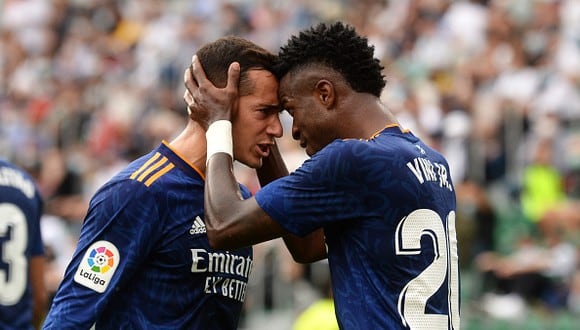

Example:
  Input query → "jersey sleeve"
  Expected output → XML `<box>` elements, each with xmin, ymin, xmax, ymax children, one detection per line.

<box><xmin>255</xmin><ymin>140</ymin><xmax>380</xmax><ymax>236</ymax></box>
<box><xmin>43</xmin><ymin>181</ymin><xmax>164</xmax><ymax>328</ymax></box>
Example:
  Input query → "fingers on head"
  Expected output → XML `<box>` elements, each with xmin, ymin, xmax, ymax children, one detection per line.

<box><xmin>183</xmin><ymin>91</ymin><xmax>194</xmax><ymax>116</ymax></box>
<box><xmin>183</xmin><ymin>91</ymin><xmax>196</xmax><ymax>107</ymax></box>
<box><xmin>184</xmin><ymin>67</ymin><xmax>198</xmax><ymax>92</ymax></box>
<box><xmin>191</xmin><ymin>55</ymin><xmax>208</xmax><ymax>84</ymax></box>
<box><xmin>183</xmin><ymin>67</ymin><xmax>189</xmax><ymax>83</ymax></box>
<box><xmin>226</xmin><ymin>62</ymin><xmax>240</xmax><ymax>89</ymax></box>
<box><xmin>183</xmin><ymin>90</ymin><xmax>192</xmax><ymax>102</ymax></box>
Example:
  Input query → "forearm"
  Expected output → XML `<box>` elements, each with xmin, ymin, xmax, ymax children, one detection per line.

<box><xmin>204</xmin><ymin>154</ymin><xmax>244</xmax><ymax>234</ymax></box>
<box><xmin>257</xmin><ymin>141</ymin><xmax>289</xmax><ymax>185</ymax></box>
<box><xmin>205</xmin><ymin>154</ymin><xmax>287</xmax><ymax>249</ymax></box>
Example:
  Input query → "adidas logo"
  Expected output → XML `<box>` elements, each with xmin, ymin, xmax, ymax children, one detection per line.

<box><xmin>189</xmin><ymin>216</ymin><xmax>206</xmax><ymax>235</ymax></box>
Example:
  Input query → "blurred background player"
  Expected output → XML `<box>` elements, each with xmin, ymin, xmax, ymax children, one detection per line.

<box><xmin>0</xmin><ymin>159</ymin><xmax>47</xmax><ymax>330</ymax></box>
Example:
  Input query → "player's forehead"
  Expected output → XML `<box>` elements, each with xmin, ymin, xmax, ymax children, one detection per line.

<box><xmin>278</xmin><ymin>70</ymin><xmax>307</xmax><ymax>102</ymax></box>
<box><xmin>245</xmin><ymin>69</ymin><xmax>278</xmax><ymax>94</ymax></box>
<box><xmin>241</xmin><ymin>69</ymin><xmax>279</xmax><ymax>107</ymax></box>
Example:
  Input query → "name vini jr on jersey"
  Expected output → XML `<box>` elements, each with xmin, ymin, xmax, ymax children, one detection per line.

<box><xmin>406</xmin><ymin>156</ymin><xmax>453</xmax><ymax>191</ymax></box>
<box><xmin>190</xmin><ymin>249</ymin><xmax>253</xmax><ymax>302</ymax></box>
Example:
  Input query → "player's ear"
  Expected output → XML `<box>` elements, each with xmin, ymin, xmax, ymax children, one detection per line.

<box><xmin>314</xmin><ymin>79</ymin><xmax>335</xmax><ymax>110</ymax></box>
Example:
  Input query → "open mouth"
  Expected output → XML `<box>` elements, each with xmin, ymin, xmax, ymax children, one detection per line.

<box><xmin>258</xmin><ymin>144</ymin><xmax>270</xmax><ymax>157</ymax></box>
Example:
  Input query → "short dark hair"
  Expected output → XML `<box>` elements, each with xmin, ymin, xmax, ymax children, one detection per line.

<box><xmin>276</xmin><ymin>22</ymin><xmax>386</xmax><ymax>97</ymax></box>
<box><xmin>195</xmin><ymin>36</ymin><xmax>277</xmax><ymax>96</ymax></box>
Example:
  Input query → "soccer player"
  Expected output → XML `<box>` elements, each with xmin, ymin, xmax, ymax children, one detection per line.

<box><xmin>0</xmin><ymin>159</ymin><xmax>47</xmax><ymax>330</ymax></box>
<box><xmin>185</xmin><ymin>22</ymin><xmax>460</xmax><ymax>329</ymax></box>
<box><xmin>42</xmin><ymin>36</ymin><xmax>322</xmax><ymax>329</ymax></box>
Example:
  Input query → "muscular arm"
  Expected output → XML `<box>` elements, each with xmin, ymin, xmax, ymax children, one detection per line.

<box><xmin>204</xmin><ymin>154</ymin><xmax>286</xmax><ymax>250</ymax></box>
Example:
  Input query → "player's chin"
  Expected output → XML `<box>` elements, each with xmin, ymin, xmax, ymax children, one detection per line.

<box><xmin>241</xmin><ymin>155</ymin><xmax>263</xmax><ymax>169</ymax></box>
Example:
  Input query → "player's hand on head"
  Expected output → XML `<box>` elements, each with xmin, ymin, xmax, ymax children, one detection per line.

<box><xmin>184</xmin><ymin>85</ymin><xmax>209</xmax><ymax>127</ymax></box>
<box><xmin>184</xmin><ymin>55</ymin><xmax>240</xmax><ymax>130</ymax></box>
<box><xmin>184</xmin><ymin>63</ymin><xmax>210</xmax><ymax>129</ymax></box>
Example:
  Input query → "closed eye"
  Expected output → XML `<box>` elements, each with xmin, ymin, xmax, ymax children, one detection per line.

<box><xmin>256</xmin><ymin>104</ymin><xmax>282</xmax><ymax>116</ymax></box>
<box><xmin>260</xmin><ymin>106</ymin><xmax>282</xmax><ymax>115</ymax></box>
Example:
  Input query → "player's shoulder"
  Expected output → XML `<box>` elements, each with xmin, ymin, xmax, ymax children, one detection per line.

<box><xmin>421</xmin><ymin>143</ymin><xmax>450</xmax><ymax>166</ymax></box>
<box><xmin>0</xmin><ymin>159</ymin><xmax>39</xmax><ymax>199</ymax></box>
<box><xmin>114</xmin><ymin>147</ymin><xmax>195</xmax><ymax>191</ymax></box>
<box><xmin>89</xmin><ymin>153</ymin><xmax>172</xmax><ymax>207</ymax></box>
<box><xmin>97</xmin><ymin>149</ymin><xmax>205</xmax><ymax>214</ymax></box>
<box><xmin>0</xmin><ymin>159</ymin><xmax>30</xmax><ymax>177</ymax></box>
<box><xmin>0</xmin><ymin>158</ymin><xmax>13</xmax><ymax>169</ymax></box>
<box><xmin>315</xmin><ymin>133</ymin><xmax>399</xmax><ymax>164</ymax></box>
<box><xmin>316</xmin><ymin>137</ymin><xmax>365</xmax><ymax>159</ymax></box>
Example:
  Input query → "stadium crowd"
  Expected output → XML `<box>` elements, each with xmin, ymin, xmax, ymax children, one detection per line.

<box><xmin>1</xmin><ymin>0</ymin><xmax>579</xmax><ymax>328</ymax></box>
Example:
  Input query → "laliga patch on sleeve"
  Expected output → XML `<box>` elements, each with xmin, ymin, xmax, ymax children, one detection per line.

<box><xmin>74</xmin><ymin>240</ymin><xmax>120</xmax><ymax>293</ymax></box>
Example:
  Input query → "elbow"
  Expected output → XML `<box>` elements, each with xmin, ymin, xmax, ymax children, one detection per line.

<box><xmin>291</xmin><ymin>254</ymin><xmax>325</xmax><ymax>264</ymax></box>
<box><xmin>288</xmin><ymin>249</ymin><xmax>312</xmax><ymax>263</ymax></box>
<box><xmin>204</xmin><ymin>197</ymin><xmax>252</xmax><ymax>250</ymax></box>
<box><xmin>205</xmin><ymin>218</ymin><xmax>240</xmax><ymax>251</ymax></box>
<box><xmin>206</xmin><ymin>225</ymin><xmax>230</xmax><ymax>250</ymax></box>
<box><xmin>289</xmin><ymin>249</ymin><xmax>326</xmax><ymax>264</ymax></box>
<box><xmin>291</xmin><ymin>255</ymin><xmax>312</xmax><ymax>264</ymax></box>
<box><xmin>204</xmin><ymin>205</ymin><xmax>230</xmax><ymax>250</ymax></box>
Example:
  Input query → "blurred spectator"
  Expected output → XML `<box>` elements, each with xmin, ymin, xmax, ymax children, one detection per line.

<box><xmin>520</xmin><ymin>138</ymin><xmax>566</xmax><ymax>227</ymax></box>
<box><xmin>475</xmin><ymin>230</ymin><xmax>577</xmax><ymax>314</ymax></box>
<box><xmin>36</xmin><ymin>148</ymin><xmax>87</xmax><ymax>225</ymax></box>
<box><xmin>1</xmin><ymin>0</ymin><xmax>579</xmax><ymax>327</ymax></box>
<box><xmin>291</xmin><ymin>260</ymin><xmax>337</xmax><ymax>330</ymax></box>
<box><xmin>455</xmin><ymin>179</ymin><xmax>496</xmax><ymax>268</ymax></box>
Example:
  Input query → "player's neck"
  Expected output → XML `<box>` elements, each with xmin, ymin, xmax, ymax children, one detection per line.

<box><xmin>168</xmin><ymin>120</ymin><xmax>207</xmax><ymax>173</ymax></box>
<box><xmin>343</xmin><ymin>97</ymin><xmax>395</xmax><ymax>139</ymax></box>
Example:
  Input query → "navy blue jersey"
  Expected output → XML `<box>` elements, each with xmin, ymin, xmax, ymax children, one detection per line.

<box><xmin>256</xmin><ymin>125</ymin><xmax>460</xmax><ymax>329</ymax></box>
<box><xmin>43</xmin><ymin>143</ymin><xmax>253</xmax><ymax>329</ymax></box>
<box><xmin>0</xmin><ymin>160</ymin><xmax>44</xmax><ymax>330</ymax></box>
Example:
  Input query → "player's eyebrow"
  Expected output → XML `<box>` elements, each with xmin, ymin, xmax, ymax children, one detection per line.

<box><xmin>257</xmin><ymin>103</ymin><xmax>282</xmax><ymax>111</ymax></box>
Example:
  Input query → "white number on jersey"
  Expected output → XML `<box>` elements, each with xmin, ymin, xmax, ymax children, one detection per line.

<box><xmin>395</xmin><ymin>209</ymin><xmax>460</xmax><ymax>329</ymax></box>
<box><xmin>0</xmin><ymin>203</ymin><xmax>28</xmax><ymax>306</ymax></box>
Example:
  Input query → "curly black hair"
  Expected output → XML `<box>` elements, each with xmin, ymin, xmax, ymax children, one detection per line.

<box><xmin>276</xmin><ymin>22</ymin><xmax>386</xmax><ymax>97</ymax></box>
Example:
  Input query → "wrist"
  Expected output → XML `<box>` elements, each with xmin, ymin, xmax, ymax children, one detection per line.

<box><xmin>206</xmin><ymin>120</ymin><xmax>233</xmax><ymax>162</ymax></box>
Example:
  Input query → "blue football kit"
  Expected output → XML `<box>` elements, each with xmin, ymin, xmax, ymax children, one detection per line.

<box><xmin>43</xmin><ymin>142</ymin><xmax>253</xmax><ymax>329</ymax></box>
<box><xmin>256</xmin><ymin>125</ymin><xmax>460</xmax><ymax>329</ymax></box>
<box><xmin>0</xmin><ymin>160</ymin><xmax>44</xmax><ymax>330</ymax></box>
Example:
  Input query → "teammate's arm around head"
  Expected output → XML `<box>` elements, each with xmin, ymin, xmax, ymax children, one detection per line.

<box><xmin>184</xmin><ymin>56</ymin><xmax>326</xmax><ymax>262</ymax></box>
